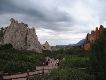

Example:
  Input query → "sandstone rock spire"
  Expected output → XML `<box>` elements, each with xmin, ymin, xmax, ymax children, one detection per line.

<box><xmin>0</xmin><ymin>18</ymin><xmax>42</xmax><ymax>53</ymax></box>
<box><xmin>42</xmin><ymin>41</ymin><xmax>51</xmax><ymax>51</ymax></box>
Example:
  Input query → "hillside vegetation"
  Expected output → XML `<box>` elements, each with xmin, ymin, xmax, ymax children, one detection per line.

<box><xmin>0</xmin><ymin>44</ymin><xmax>45</xmax><ymax>73</ymax></box>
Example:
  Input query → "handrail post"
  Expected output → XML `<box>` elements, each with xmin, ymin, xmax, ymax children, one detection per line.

<box><xmin>0</xmin><ymin>72</ymin><xmax>3</xmax><ymax>80</ymax></box>
<box><xmin>42</xmin><ymin>63</ymin><xmax>45</xmax><ymax>75</ymax></box>
<box><xmin>27</xmin><ymin>69</ymin><xmax>29</xmax><ymax>80</ymax></box>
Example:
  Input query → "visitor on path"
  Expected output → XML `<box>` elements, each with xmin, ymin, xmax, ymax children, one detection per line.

<box><xmin>56</xmin><ymin>59</ymin><xmax>59</xmax><ymax>66</ymax></box>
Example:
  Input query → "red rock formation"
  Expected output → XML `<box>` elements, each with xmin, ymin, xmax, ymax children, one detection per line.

<box><xmin>83</xmin><ymin>25</ymin><xmax>105</xmax><ymax>51</ymax></box>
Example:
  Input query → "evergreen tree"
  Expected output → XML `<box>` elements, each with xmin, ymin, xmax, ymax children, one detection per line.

<box><xmin>90</xmin><ymin>29</ymin><xmax>106</xmax><ymax>80</ymax></box>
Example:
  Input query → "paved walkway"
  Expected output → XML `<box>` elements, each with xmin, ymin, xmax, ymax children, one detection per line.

<box><xmin>2</xmin><ymin>58</ymin><xmax>59</xmax><ymax>80</ymax></box>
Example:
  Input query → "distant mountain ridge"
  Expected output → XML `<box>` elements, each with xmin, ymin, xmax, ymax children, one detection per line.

<box><xmin>74</xmin><ymin>39</ymin><xmax>85</xmax><ymax>46</ymax></box>
<box><xmin>68</xmin><ymin>39</ymin><xmax>85</xmax><ymax>46</ymax></box>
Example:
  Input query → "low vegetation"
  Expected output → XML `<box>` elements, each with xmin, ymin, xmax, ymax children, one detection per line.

<box><xmin>29</xmin><ymin>46</ymin><xmax>93</xmax><ymax>80</ymax></box>
<box><xmin>0</xmin><ymin>44</ymin><xmax>45</xmax><ymax>73</ymax></box>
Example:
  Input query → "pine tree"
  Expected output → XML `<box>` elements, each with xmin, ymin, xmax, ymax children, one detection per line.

<box><xmin>90</xmin><ymin>29</ymin><xmax>106</xmax><ymax>80</ymax></box>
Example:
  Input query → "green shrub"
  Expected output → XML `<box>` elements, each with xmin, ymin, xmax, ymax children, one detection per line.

<box><xmin>0</xmin><ymin>44</ymin><xmax>13</xmax><ymax>50</ymax></box>
<box><xmin>0</xmin><ymin>47</ymin><xmax>45</xmax><ymax>73</ymax></box>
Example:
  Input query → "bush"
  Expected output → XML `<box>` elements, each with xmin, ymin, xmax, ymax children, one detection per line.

<box><xmin>90</xmin><ymin>29</ymin><xmax>106</xmax><ymax>80</ymax></box>
<box><xmin>0</xmin><ymin>44</ymin><xmax>13</xmax><ymax>50</ymax></box>
<box><xmin>0</xmin><ymin>47</ymin><xmax>45</xmax><ymax>73</ymax></box>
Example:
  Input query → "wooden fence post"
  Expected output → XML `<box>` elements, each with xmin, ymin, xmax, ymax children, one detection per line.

<box><xmin>0</xmin><ymin>72</ymin><xmax>3</xmax><ymax>80</ymax></box>
<box><xmin>42</xmin><ymin>63</ymin><xmax>45</xmax><ymax>75</ymax></box>
<box><xmin>27</xmin><ymin>69</ymin><xmax>29</xmax><ymax>80</ymax></box>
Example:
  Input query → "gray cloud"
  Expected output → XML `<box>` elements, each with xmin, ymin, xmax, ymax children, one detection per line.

<box><xmin>0</xmin><ymin>0</ymin><xmax>72</xmax><ymax>28</ymax></box>
<box><xmin>0</xmin><ymin>0</ymin><xmax>74</xmax><ymax>33</ymax></box>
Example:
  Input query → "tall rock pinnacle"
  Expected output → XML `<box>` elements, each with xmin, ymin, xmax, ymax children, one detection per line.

<box><xmin>0</xmin><ymin>18</ymin><xmax>42</xmax><ymax>53</ymax></box>
<box><xmin>42</xmin><ymin>41</ymin><xmax>51</xmax><ymax>51</ymax></box>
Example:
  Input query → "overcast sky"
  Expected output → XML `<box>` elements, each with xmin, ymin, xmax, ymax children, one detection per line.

<box><xmin>0</xmin><ymin>0</ymin><xmax>106</xmax><ymax>45</ymax></box>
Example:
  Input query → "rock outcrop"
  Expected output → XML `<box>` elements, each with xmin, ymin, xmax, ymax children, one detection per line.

<box><xmin>0</xmin><ymin>18</ymin><xmax>42</xmax><ymax>53</ymax></box>
<box><xmin>83</xmin><ymin>25</ymin><xmax>105</xmax><ymax>51</ymax></box>
<box><xmin>42</xmin><ymin>41</ymin><xmax>51</xmax><ymax>51</ymax></box>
